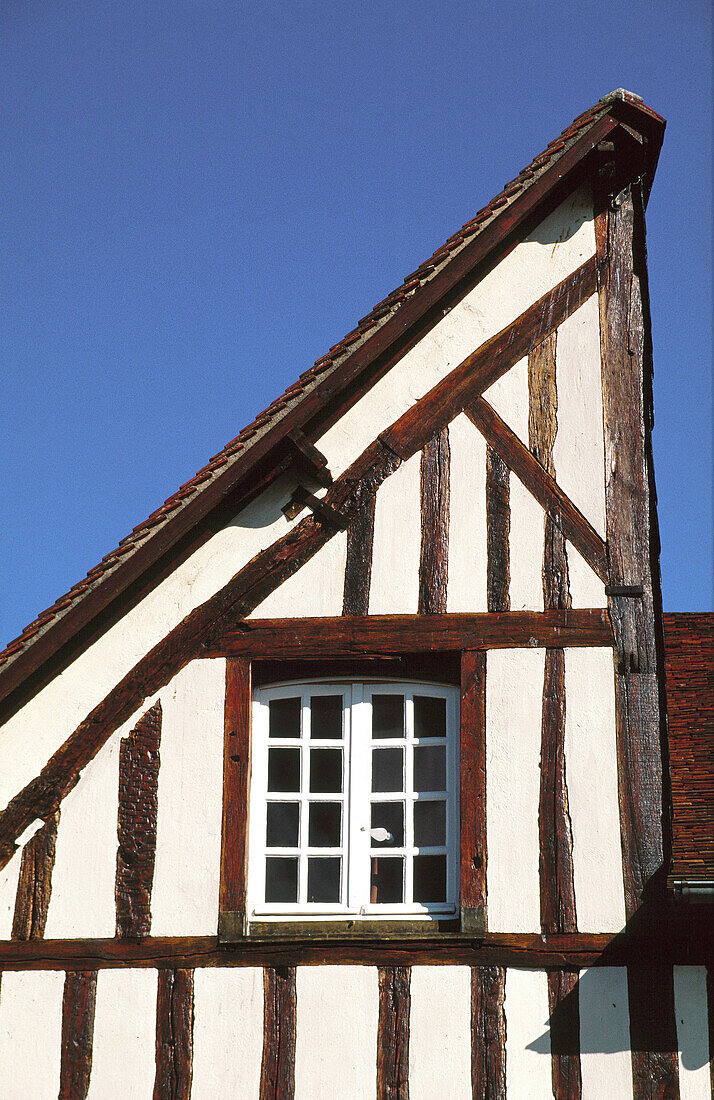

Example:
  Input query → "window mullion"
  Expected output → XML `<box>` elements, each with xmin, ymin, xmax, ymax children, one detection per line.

<box><xmin>348</xmin><ymin>683</ymin><xmax>369</xmax><ymax>910</ymax></box>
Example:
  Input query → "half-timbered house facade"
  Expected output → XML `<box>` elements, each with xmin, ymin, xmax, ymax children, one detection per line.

<box><xmin>0</xmin><ymin>89</ymin><xmax>710</xmax><ymax>1098</ymax></box>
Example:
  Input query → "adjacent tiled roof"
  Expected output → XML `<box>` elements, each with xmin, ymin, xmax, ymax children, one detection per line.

<box><xmin>0</xmin><ymin>90</ymin><xmax>665</xmax><ymax>710</ymax></box>
<box><xmin>664</xmin><ymin>613</ymin><xmax>714</xmax><ymax>880</ymax></box>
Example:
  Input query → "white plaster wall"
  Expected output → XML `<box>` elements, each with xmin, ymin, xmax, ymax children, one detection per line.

<box><xmin>249</xmin><ymin>530</ymin><xmax>347</xmax><ymax>618</ymax></box>
<box><xmin>409</xmin><ymin>965</ymin><xmax>471</xmax><ymax>1099</ymax></box>
<box><xmin>482</xmin><ymin>355</ymin><xmax>529</xmax><ymax>446</ymax></box>
<box><xmin>564</xmin><ymin>648</ymin><xmax>625</xmax><ymax>932</ymax></box>
<box><xmin>509</xmin><ymin>480</ymin><xmax>545</xmax><ymax>612</ymax></box>
<box><xmin>317</xmin><ymin>186</ymin><xmax>596</xmax><ymax>478</ymax></box>
<box><xmin>504</xmin><ymin>968</ymin><xmax>552</xmax><ymax>1098</ymax></box>
<box><xmin>0</xmin><ymin>848</ymin><xmax>22</xmax><ymax>939</ymax></box>
<box><xmin>44</xmin><ymin>725</ymin><xmax>123</xmax><ymax>938</ymax></box>
<box><xmin>578</xmin><ymin>967</ymin><xmax>633</xmax><ymax>1099</ymax></box>
<box><xmin>88</xmin><ymin>968</ymin><xmax>157</xmax><ymax>1099</ymax></box>
<box><xmin>295</xmin><ymin>965</ymin><xmax>378</xmax><ymax>1100</ymax></box>
<box><xmin>0</xmin><ymin>476</ymin><xmax>300</xmax><ymax>814</ymax></box>
<box><xmin>368</xmin><ymin>452</ymin><xmax>421</xmax><ymax>615</ymax></box>
<box><xmin>673</xmin><ymin>966</ymin><xmax>711</xmax><ymax>1099</ymax></box>
<box><xmin>0</xmin><ymin>969</ymin><xmax>64</xmax><ymax>1098</ymax></box>
<box><xmin>553</xmin><ymin>295</ymin><xmax>606</xmax><ymax>539</ymax></box>
<box><xmin>446</xmin><ymin>413</ymin><xmax>487</xmax><ymax>612</ymax></box>
<box><xmin>151</xmin><ymin>659</ymin><xmax>225</xmax><ymax>936</ymax></box>
<box><xmin>567</xmin><ymin>542</ymin><xmax>607</xmax><ymax>608</ymax></box>
<box><xmin>486</xmin><ymin>649</ymin><xmax>545</xmax><ymax>932</ymax></box>
<box><xmin>193</xmin><ymin>967</ymin><xmax>264</xmax><ymax>1098</ymax></box>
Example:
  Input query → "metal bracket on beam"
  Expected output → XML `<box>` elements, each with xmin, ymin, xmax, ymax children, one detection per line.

<box><xmin>605</xmin><ymin>584</ymin><xmax>644</xmax><ymax>598</ymax></box>
<box><xmin>282</xmin><ymin>485</ymin><xmax>348</xmax><ymax>529</ymax></box>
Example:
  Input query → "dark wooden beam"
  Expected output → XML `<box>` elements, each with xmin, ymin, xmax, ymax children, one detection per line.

<box><xmin>380</xmin><ymin>255</ymin><xmax>599</xmax><ymax>462</ymax></box>
<box><xmin>284</xmin><ymin>428</ymin><xmax>332</xmax><ymax>488</ymax></box>
<box><xmin>207</xmin><ymin>610</ymin><xmax>613</xmax><ymax>658</ymax></box>
<box><xmin>12</xmin><ymin>810</ymin><xmax>60</xmax><ymax>941</ymax></box>
<box><xmin>547</xmin><ymin>969</ymin><xmax>581</xmax><ymax>1100</ymax></box>
<box><xmin>0</xmin><ymin>924</ymin><xmax>711</xmax><ymax>969</ymax></box>
<box><xmin>472</xmin><ymin>967</ymin><xmax>506</xmax><ymax>1100</ymax></box>
<box><xmin>154</xmin><ymin>968</ymin><xmax>194</xmax><ymax>1100</ymax></box>
<box><xmin>377</xmin><ymin>966</ymin><xmax>410</xmax><ymax>1100</ymax></box>
<box><xmin>219</xmin><ymin>660</ymin><xmax>251</xmax><ymax>932</ymax></box>
<box><xmin>59</xmin><ymin>970</ymin><xmax>97</xmax><ymax>1100</ymax></box>
<box><xmin>116</xmin><ymin>701</ymin><xmax>162</xmax><ymax>940</ymax></box>
<box><xmin>342</xmin><ymin>480</ymin><xmax>377</xmax><ymax>616</ymax></box>
<box><xmin>460</xmin><ymin>651</ymin><xmax>487</xmax><ymax>923</ymax></box>
<box><xmin>260</xmin><ymin>966</ymin><xmax>296</xmax><ymax>1100</ymax></box>
<box><xmin>627</xmin><ymin>965</ymin><xmax>680</xmax><ymax>1100</ymax></box>
<box><xmin>539</xmin><ymin>649</ymin><xmax>577</xmax><ymax>937</ymax></box>
<box><xmin>486</xmin><ymin>448</ymin><xmax>510</xmax><ymax>613</ymax></box>
<box><xmin>418</xmin><ymin>427</ymin><xmax>450</xmax><ymax>614</ymax></box>
<box><xmin>467</xmin><ymin>397</ymin><xmax>609</xmax><ymax>585</ymax></box>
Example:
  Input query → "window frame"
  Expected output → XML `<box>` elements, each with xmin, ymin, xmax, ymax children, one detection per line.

<box><xmin>248</xmin><ymin>677</ymin><xmax>460</xmax><ymax>923</ymax></box>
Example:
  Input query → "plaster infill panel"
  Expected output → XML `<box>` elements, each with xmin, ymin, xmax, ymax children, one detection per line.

<box><xmin>192</xmin><ymin>968</ymin><xmax>263</xmax><ymax>1098</ymax></box>
<box><xmin>564</xmin><ymin>648</ymin><xmax>626</xmax><ymax>932</ymax></box>
<box><xmin>317</xmin><ymin>184</ymin><xmax>596</xmax><ymax>479</ymax></box>
<box><xmin>0</xmin><ymin>475</ymin><xmax>300</xmax><ymax>812</ymax></box>
<box><xmin>249</xmin><ymin>528</ymin><xmax>347</xmax><ymax>618</ymax></box>
<box><xmin>578</xmin><ymin>967</ymin><xmax>633</xmax><ymax>1099</ymax></box>
<box><xmin>486</xmin><ymin>648</ymin><xmax>544</xmax><ymax>932</ymax></box>
<box><xmin>88</xmin><ymin>968</ymin><xmax>157</xmax><ymax>1100</ymax></box>
<box><xmin>0</xmin><ymin>847</ymin><xmax>22</xmax><ymax>939</ymax></box>
<box><xmin>673</xmin><ymin>966</ymin><xmax>711</xmax><ymax>1099</ymax></box>
<box><xmin>446</xmin><ymin>413</ymin><xmax>487</xmax><ymax>613</ymax></box>
<box><xmin>151</xmin><ymin>658</ymin><xmax>224</xmax><ymax>936</ymax></box>
<box><xmin>295</xmin><ymin>966</ymin><xmax>378</xmax><ymax>1100</ymax></box>
<box><xmin>504</xmin><ymin>968</ymin><xmax>553</xmax><ymax>1099</ymax></box>
<box><xmin>368</xmin><ymin>451</ymin><xmax>421</xmax><ymax>615</ymax></box>
<box><xmin>0</xmin><ymin>969</ymin><xmax>64</xmax><ymax>1098</ymax></box>
<box><xmin>409</xmin><ymin>965</ymin><xmax>471</xmax><ymax>1099</ymax></box>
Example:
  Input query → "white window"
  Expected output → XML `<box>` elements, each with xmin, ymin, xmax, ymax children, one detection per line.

<box><xmin>248</xmin><ymin>680</ymin><xmax>459</xmax><ymax>921</ymax></box>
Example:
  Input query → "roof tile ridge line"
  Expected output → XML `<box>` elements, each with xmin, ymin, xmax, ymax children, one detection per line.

<box><xmin>0</xmin><ymin>92</ymin><xmax>656</xmax><ymax>672</ymax></box>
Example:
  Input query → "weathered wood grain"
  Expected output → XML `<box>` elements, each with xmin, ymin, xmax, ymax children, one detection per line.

<box><xmin>342</xmin><ymin>480</ymin><xmax>377</xmax><ymax>616</ymax></box>
<box><xmin>209</xmin><ymin>610</ymin><xmax>613</xmax><ymax>657</ymax></box>
<box><xmin>418</xmin><ymin>427</ymin><xmax>450</xmax><ymax>614</ymax></box>
<box><xmin>380</xmin><ymin>256</ymin><xmax>598</xmax><ymax>461</ymax></box>
<box><xmin>260</xmin><ymin>966</ymin><xmax>296</xmax><ymax>1100</ymax></box>
<box><xmin>59</xmin><ymin>970</ymin><xmax>97</xmax><ymax>1100</ymax></box>
<box><xmin>471</xmin><ymin>966</ymin><xmax>506</xmax><ymax>1100</ymax></box>
<box><xmin>11</xmin><ymin>809</ymin><xmax>60</xmax><ymax>940</ymax></box>
<box><xmin>0</xmin><ymin>927</ymin><xmax>711</xmax><ymax>969</ymax></box>
<box><xmin>219</xmin><ymin>660</ymin><xmax>251</xmax><ymax>924</ymax></box>
<box><xmin>486</xmin><ymin>448</ymin><xmax>510</xmax><ymax>613</ymax></box>
<box><xmin>468</xmin><ymin>397</ymin><xmax>608</xmax><ymax>585</ymax></box>
<box><xmin>115</xmin><ymin>701</ymin><xmax>162</xmax><ymax>940</ymax></box>
<box><xmin>460</xmin><ymin>651</ymin><xmax>487</xmax><ymax>914</ymax></box>
<box><xmin>547</xmin><ymin>969</ymin><xmax>581</xmax><ymax>1100</ymax></box>
<box><xmin>628</xmin><ymin>965</ymin><xmax>680</xmax><ymax>1100</ymax></box>
<box><xmin>377</xmin><ymin>966</ymin><xmax>410</xmax><ymax>1100</ymax></box>
<box><xmin>154</xmin><ymin>968</ymin><xmax>194</xmax><ymax>1100</ymax></box>
<box><xmin>539</xmin><ymin>649</ymin><xmax>576</xmax><ymax>935</ymax></box>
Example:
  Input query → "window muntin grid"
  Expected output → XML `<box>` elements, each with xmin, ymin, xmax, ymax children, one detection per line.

<box><xmin>249</xmin><ymin>680</ymin><xmax>458</xmax><ymax>920</ymax></box>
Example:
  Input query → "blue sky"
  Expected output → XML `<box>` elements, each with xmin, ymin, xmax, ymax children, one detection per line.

<box><xmin>1</xmin><ymin>0</ymin><xmax>711</xmax><ymax>646</ymax></box>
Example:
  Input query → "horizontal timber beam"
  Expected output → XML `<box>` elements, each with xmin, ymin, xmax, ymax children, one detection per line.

<box><xmin>204</xmin><ymin>610</ymin><xmax>613</xmax><ymax>658</ymax></box>
<box><xmin>0</xmin><ymin>926</ymin><xmax>710</xmax><ymax>970</ymax></box>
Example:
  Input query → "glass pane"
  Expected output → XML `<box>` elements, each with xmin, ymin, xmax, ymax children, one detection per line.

<box><xmin>310</xmin><ymin>695</ymin><xmax>343</xmax><ymax>740</ymax></box>
<box><xmin>308</xmin><ymin>803</ymin><xmax>342</xmax><ymax>847</ymax></box>
<box><xmin>414</xmin><ymin>745</ymin><xmax>446</xmax><ymax>792</ymax></box>
<box><xmin>370</xmin><ymin>802</ymin><xmax>404</xmax><ymax>847</ymax></box>
<box><xmin>371</xmin><ymin>856</ymin><xmax>404</xmax><ymax>904</ymax></box>
<box><xmin>413</xmin><ymin>854</ymin><xmax>447</xmax><ymax>903</ymax></box>
<box><xmin>268</xmin><ymin>747</ymin><xmax>301</xmax><ymax>792</ymax></box>
<box><xmin>309</xmin><ymin>749</ymin><xmax>343</xmax><ymax>793</ymax></box>
<box><xmin>269</xmin><ymin>697</ymin><xmax>300</xmax><ymax>738</ymax></box>
<box><xmin>307</xmin><ymin>857</ymin><xmax>341</xmax><ymax>903</ymax></box>
<box><xmin>414</xmin><ymin>800</ymin><xmax>446</xmax><ymax>846</ymax></box>
<box><xmin>265</xmin><ymin>856</ymin><xmax>299</xmax><ymax>903</ymax></box>
<box><xmin>414</xmin><ymin>695</ymin><xmax>446</xmax><ymax>739</ymax></box>
<box><xmin>372</xmin><ymin>748</ymin><xmax>404</xmax><ymax>792</ymax></box>
<box><xmin>372</xmin><ymin>694</ymin><xmax>404</xmax><ymax>739</ymax></box>
<box><xmin>266</xmin><ymin>802</ymin><xmax>299</xmax><ymax>847</ymax></box>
